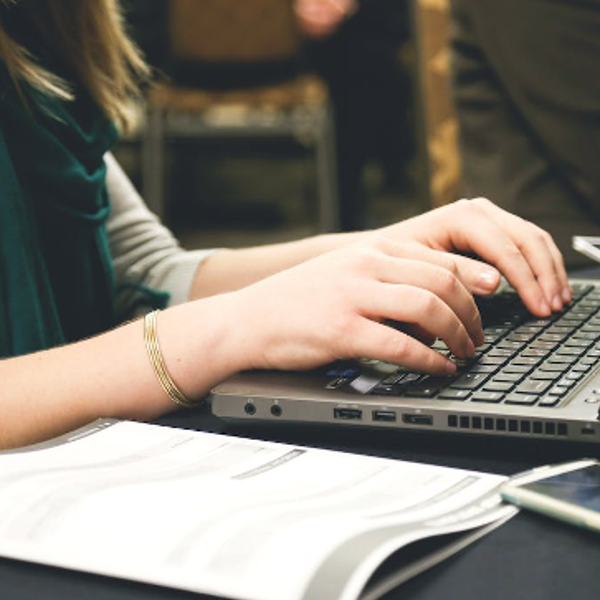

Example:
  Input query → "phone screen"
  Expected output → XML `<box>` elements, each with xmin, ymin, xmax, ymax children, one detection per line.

<box><xmin>522</xmin><ymin>464</ymin><xmax>600</xmax><ymax>512</ymax></box>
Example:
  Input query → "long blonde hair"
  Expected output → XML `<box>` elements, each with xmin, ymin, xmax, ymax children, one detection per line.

<box><xmin>0</xmin><ymin>0</ymin><xmax>150</xmax><ymax>132</ymax></box>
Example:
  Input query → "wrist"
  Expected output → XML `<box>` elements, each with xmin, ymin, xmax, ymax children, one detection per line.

<box><xmin>150</xmin><ymin>296</ymin><xmax>249</xmax><ymax>403</ymax></box>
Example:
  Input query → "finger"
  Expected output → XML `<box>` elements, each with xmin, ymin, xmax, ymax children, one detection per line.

<box><xmin>347</xmin><ymin>318</ymin><xmax>457</xmax><ymax>375</ymax></box>
<box><xmin>476</xmin><ymin>200</ymin><xmax>571</xmax><ymax>309</ymax></box>
<box><xmin>366</xmin><ymin>253</ymin><xmax>484</xmax><ymax>346</ymax></box>
<box><xmin>523</xmin><ymin>225</ymin><xmax>571</xmax><ymax>309</ymax></box>
<box><xmin>381</xmin><ymin>241</ymin><xmax>502</xmax><ymax>297</ymax></box>
<box><xmin>442</xmin><ymin>200</ymin><xmax>554</xmax><ymax>316</ymax></box>
<box><xmin>360</xmin><ymin>283</ymin><xmax>476</xmax><ymax>359</ymax></box>
<box><xmin>544</xmin><ymin>231</ymin><xmax>572</xmax><ymax>303</ymax></box>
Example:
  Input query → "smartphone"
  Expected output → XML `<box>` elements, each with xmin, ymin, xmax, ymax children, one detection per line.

<box><xmin>572</xmin><ymin>235</ymin><xmax>600</xmax><ymax>263</ymax></box>
<box><xmin>501</xmin><ymin>459</ymin><xmax>600</xmax><ymax>533</ymax></box>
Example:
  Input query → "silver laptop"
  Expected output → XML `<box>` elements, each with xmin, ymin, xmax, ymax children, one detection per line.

<box><xmin>210</xmin><ymin>279</ymin><xmax>600</xmax><ymax>443</ymax></box>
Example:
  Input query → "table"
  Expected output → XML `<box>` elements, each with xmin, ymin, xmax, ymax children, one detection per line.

<box><xmin>1</xmin><ymin>407</ymin><xmax>598</xmax><ymax>600</ymax></box>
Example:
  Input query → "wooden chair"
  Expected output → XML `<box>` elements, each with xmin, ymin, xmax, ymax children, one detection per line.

<box><xmin>141</xmin><ymin>0</ymin><xmax>339</xmax><ymax>230</ymax></box>
<box><xmin>413</xmin><ymin>0</ymin><xmax>461</xmax><ymax>206</ymax></box>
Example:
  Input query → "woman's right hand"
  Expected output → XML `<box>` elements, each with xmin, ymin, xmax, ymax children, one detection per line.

<box><xmin>223</xmin><ymin>235</ymin><xmax>484</xmax><ymax>377</ymax></box>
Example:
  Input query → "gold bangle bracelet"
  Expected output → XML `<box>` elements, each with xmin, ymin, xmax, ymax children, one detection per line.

<box><xmin>144</xmin><ymin>310</ymin><xmax>197</xmax><ymax>409</ymax></box>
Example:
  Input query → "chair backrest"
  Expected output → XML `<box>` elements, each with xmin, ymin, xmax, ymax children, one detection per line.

<box><xmin>414</xmin><ymin>0</ymin><xmax>461</xmax><ymax>206</ymax></box>
<box><xmin>169</xmin><ymin>0</ymin><xmax>301</xmax><ymax>64</ymax></box>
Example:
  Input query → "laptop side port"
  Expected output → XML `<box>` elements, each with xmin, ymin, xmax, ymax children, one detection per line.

<box><xmin>402</xmin><ymin>413</ymin><xmax>433</xmax><ymax>426</ymax></box>
<box><xmin>333</xmin><ymin>407</ymin><xmax>363</xmax><ymax>420</ymax></box>
<box><xmin>372</xmin><ymin>410</ymin><xmax>397</xmax><ymax>422</ymax></box>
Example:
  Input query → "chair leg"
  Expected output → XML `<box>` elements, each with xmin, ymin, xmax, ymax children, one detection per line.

<box><xmin>315</xmin><ymin>106</ymin><xmax>340</xmax><ymax>232</ymax></box>
<box><xmin>141</xmin><ymin>107</ymin><xmax>166</xmax><ymax>221</ymax></box>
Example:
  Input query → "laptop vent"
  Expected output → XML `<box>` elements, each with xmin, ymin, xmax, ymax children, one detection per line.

<box><xmin>447</xmin><ymin>415</ymin><xmax>568</xmax><ymax>437</ymax></box>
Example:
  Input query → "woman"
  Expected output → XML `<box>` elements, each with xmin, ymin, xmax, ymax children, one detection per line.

<box><xmin>0</xmin><ymin>0</ymin><xmax>569</xmax><ymax>449</ymax></box>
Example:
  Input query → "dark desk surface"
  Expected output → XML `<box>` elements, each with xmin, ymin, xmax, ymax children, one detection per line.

<box><xmin>2</xmin><ymin>408</ymin><xmax>598</xmax><ymax>600</ymax></box>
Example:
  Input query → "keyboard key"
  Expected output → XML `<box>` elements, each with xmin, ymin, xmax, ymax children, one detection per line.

<box><xmin>372</xmin><ymin>384</ymin><xmax>401</xmax><ymax>396</ymax></box>
<box><xmin>564</xmin><ymin>370</ymin><xmax>584</xmax><ymax>381</ymax></box>
<box><xmin>522</xmin><ymin>348</ymin><xmax>550</xmax><ymax>359</ymax></box>
<box><xmin>528</xmin><ymin>318</ymin><xmax>553</xmax><ymax>327</ymax></box>
<box><xmin>563</xmin><ymin>312</ymin><xmax>591</xmax><ymax>322</ymax></box>
<box><xmin>407</xmin><ymin>376</ymin><xmax>453</xmax><ymax>397</ymax></box>
<box><xmin>580</xmin><ymin>326</ymin><xmax>600</xmax><ymax>334</ymax></box>
<box><xmin>546</xmin><ymin>326</ymin><xmax>576</xmax><ymax>335</ymax></box>
<box><xmin>547</xmin><ymin>385</ymin><xmax>569</xmax><ymax>396</ymax></box>
<box><xmin>555</xmin><ymin>346</ymin><xmax>586</xmax><ymax>356</ymax></box>
<box><xmin>488</xmin><ymin>348</ymin><xmax>516</xmax><ymax>358</ymax></box>
<box><xmin>449</xmin><ymin>373</ymin><xmax>488</xmax><ymax>390</ymax></box>
<box><xmin>538</xmin><ymin>363</ymin><xmax>568</xmax><ymax>373</ymax></box>
<box><xmin>503</xmin><ymin>364</ymin><xmax>533</xmax><ymax>375</ymax></box>
<box><xmin>506</xmin><ymin>333</ymin><xmax>537</xmax><ymax>342</ymax></box>
<box><xmin>505</xmin><ymin>393</ymin><xmax>539</xmax><ymax>406</ymax></box>
<box><xmin>515</xmin><ymin>326</ymin><xmax>545</xmax><ymax>335</ymax></box>
<box><xmin>538</xmin><ymin>396</ymin><xmax>562</xmax><ymax>407</ymax></box>
<box><xmin>472</xmin><ymin>391</ymin><xmax>505</xmax><ymax>403</ymax></box>
<box><xmin>493</xmin><ymin>372</ymin><xmax>524</xmax><ymax>383</ymax></box>
<box><xmin>538</xmin><ymin>333</ymin><xmax>568</xmax><ymax>343</ymax></box>
<box><xmin>437</xmin><ymin>389</ymin><xmax>471</xmax><ymax>400</ymax></box>
<box><xmin>529</xmin><ymin>369</ymin><xmax>559</xmax><ymax>380</ymax></box>
<box><xmin>548</xmin><ymin>354</ymin><xmax>577</xmax><ymax>365</ymax></box>
<box><xmin>512</xmin><ymin>356</ymin><xmax>543</xmax><ymax>367</ymax></box>
<box><xmin>468</xmin><ymin>363</ymin><xmax>498</xmax><ymax>374</ymax></box>
<box><xmin>478</xmin><ymin>355</ymin><xmax>509</xmax><ymax>366</ymax></box>
<box><xmin>483</xmin><ymin>381</ymin><xmax>514</xmax><ymax>393</ymax></box>
<box><xmin>497</xmin><ymin>341</ymin><xmax>526</xmax><ymax>351</ymax></box>
<box><xmin>572</xmin><ymin>333</ymin><xmax>599</xmax><ymax>341</ymax></box>
<box><xmin>530</xmin><ymin>341</ymin><xmax>559</xmax><ymax>351</ymax></box>
<box><xmin>514</xmin><ymin>380</ymin><xmax>553</xmax><ymax>395</ymax></box>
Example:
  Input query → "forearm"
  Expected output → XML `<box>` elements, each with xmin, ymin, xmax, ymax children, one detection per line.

<box><xmin>0</xmin><ymin>297</ymin><xmax>244</xmax><ymax>450</ymax></box>
<box><xmin>189</xmin><ymin>231</ymin><xmax>362</xmax><ymax>298</ymax></box>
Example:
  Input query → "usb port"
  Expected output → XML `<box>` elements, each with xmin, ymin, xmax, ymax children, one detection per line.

<box><xmin>334</xmin><ymin>407</ymin><xmax>362</xmax><ymax>420</ymax></box>
<box><xmin>402</xmin><ymin>414</ymin><xmax>433</xmax><ymax>426</ymax></box>
<box><xmin>372</xmin><ymin>410</ymin><xmax>397</xmax><ymax>422</ymax></box>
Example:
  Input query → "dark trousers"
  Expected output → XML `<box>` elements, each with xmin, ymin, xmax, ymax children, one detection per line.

<box><xmin>450</xmin><ymin>0</ymin><xmax>600</xmax><ymax>267</ymax></box>
<box><xmin>304</xmin><ymin>0</ymin><xmax>412</xmax><ymax>231</ymax></box>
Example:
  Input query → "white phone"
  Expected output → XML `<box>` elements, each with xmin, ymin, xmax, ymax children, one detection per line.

<box><xmin>572</xmin><ymin>235</ymin><xmax>600</xmax><ymax>263</ymax></box>
<box><xmin>501</xmin><ymin>459</ymin><xmax>600</xmax><ymax>533</ymax></box>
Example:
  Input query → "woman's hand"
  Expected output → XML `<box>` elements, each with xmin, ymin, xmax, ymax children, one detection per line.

<box><xmin>227</xmin><ymin>235</ymin><xmax>483</xmax><ymax>376</ymax></box>
<box><xmin>379</xmin><ymin>198</ymin><xmax>571</xmax><ymax>317</ymax></box>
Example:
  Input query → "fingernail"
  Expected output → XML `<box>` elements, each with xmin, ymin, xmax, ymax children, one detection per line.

<box><xmin>562</xmin><ymin>287</ymin><xmax>572</xmax><ymax>303</ymax></box>
<box><xmin>466</xmin><ymin>339</ymin><xmax>476</xmax><ymax>356</ymax></box>
<box><xmin>477</xmin><ymin>269</ymin><xmax>499</xmax><ymax>290</ymax></box>
<box><xmin>552</xmin><ymin>295</ymin><xmax>563</xmax><ymax>312</ymax></box>
<box><xmin>539</xmin><ymin>299</ymin><xmax>551</xmax><ymax>315</ymax></box>
<box><xmin>445</xmin><ymin>360</ymin><xmax>457</xmax><ymax>375</ymax></box>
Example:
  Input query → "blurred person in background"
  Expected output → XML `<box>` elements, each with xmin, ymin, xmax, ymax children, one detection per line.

<box><xmin>450</xmin><ymin>0</ymin><xmax>600</xmax><ymax>268</ymax></box>
<box><xmin>294</xmin><ymin>0</ymin><xmax>414</xmax><ymax>231</ymax></box>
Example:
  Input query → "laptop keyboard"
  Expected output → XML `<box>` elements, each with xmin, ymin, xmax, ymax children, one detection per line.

<box><xmin>370</xmin><ymin>283</ymin><xmax>600</xmax><ymax>408</ymax></box>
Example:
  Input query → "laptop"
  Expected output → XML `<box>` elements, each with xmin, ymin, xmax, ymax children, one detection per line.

<box><xmin>210</xmin><ymin>279</ymin><xmax>600</xmax><ymax>443</ymax></box>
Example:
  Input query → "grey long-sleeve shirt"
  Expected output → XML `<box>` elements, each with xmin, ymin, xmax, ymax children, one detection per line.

<box><xmin>105</xmin><ymin>153</ymin><xmax>217</xmax><ymax>319</ymax></box>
